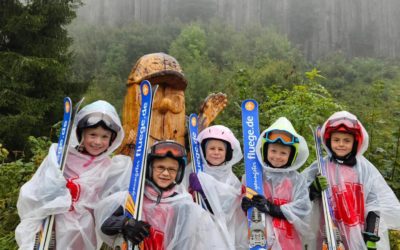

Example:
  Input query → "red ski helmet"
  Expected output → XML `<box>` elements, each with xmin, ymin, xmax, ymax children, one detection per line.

<box><xmin>146</xmin><ymin>140</ymin><xmax>187</xmax><ymax>185</ymax></box>
<box><xmin>323</xmin><ymin>116</ymin><xmax>363</xmax><ymax>152</ymax></box>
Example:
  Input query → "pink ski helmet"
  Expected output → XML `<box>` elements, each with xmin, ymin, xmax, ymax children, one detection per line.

<box><xmin>197</xmin><ymin>125</ymin><xmax>237</xmax><ymax>162</ymax></box>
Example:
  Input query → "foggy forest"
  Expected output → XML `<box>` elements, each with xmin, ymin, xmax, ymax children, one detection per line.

<box><xmin>1</xmin><ymin>0</ymin><xmax>400</xmax><ymax>248</ymax></box>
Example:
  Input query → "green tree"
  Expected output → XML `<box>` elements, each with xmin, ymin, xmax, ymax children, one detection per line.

<box><xmin>318</xmin><ymin>53</ymin><xmax>400</xmax><ymax>179</ymax></box>
<box><xmin>68</xmin><ymin>21</ymin><xmax>182</xmax><ymax>111</ymax></box>
<box><xmin>288</xmin><ymin>0</ymin><xmax>318</xmax><ymax>49</ymax></box>
<box><xmin>0</xmin><ymin>0</ymin><xmax>86</xmax><ymax>152</ymax></box>
<box><xmin>169</xmin><ymin>24</ymin><xmax>218</xmax><ymax>113</ymax></box>
<box><xmin>0</xmin><ymin>136</ymin><xmax>51</xmax><ymax>249</ymax></box>
<box><xmin>257</xmin><ymin>69</ymin><xmax>342</xmax><ymax>166</ymax></box>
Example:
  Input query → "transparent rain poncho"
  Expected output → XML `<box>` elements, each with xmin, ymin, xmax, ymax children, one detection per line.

<box><xmin>15</xmin><ymin>100</ymin><xmax>131</xmax><ymax>250</ymax></box>
<box><xmin>94</xmin><ymin>173</ymin><xmax>232</xmax><ymax>249</ymax></box>
<box><xmin>302</xmin><ymin>111</ymin><xmax>400</xmax><ymax>250</ymax></box>
<box><xmin>248</xmin><ymin>117</ymin><xmax>312</xmax><ymax>250</ymax></box>
<box><xmin>193</xmin><ymin>125</ymin><xmax>248</xmax><ymax>250</ymax></box>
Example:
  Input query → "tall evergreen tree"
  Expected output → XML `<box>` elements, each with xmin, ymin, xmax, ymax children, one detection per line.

<box><xmin>0</xmin><ymin>0</ymin><xmax>86</xmax><ymax>152</ymax></box>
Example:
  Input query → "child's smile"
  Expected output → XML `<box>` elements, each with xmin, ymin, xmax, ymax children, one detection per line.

<box><xmin>330</xmin><ymin>132</ymin><xmax>354</xmax><ymax>157</ymax></box>
<box><xmin>267</xmin><ymin>143</ymin><xmax>291</xmax><ymax>168</ymax></box>
<box><xmin>152</xmin><ymin>157</ymin><xmax>179</xmax><ymax>188</ymax></box>
<box><xmin>82</xmin><ymin>127</ymin><xmax>112</xmax><ymax>156</ymax></box>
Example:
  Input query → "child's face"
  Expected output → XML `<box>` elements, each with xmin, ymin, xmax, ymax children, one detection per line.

<box><xmin>82</xmin><ymin>127</ymin><xmax>112</xmax><ymax>156</ymax></box>
<box><xmin>267</xmin><ymin>143</ymin><xmax>291</xmax><ymax>168</ymax></box>
<box><xmin>152</xmin><ymin>157</ymin><xmax>179</xmax><ymax>188</ymax></box>
<box><xmin>205</xmin><ymin>139</ymin><xmax>227</xmax><ymax>166</ymax></box>
<box><xmin>330</xmin><ymin>132</ymin><xmax>354</xmax><ymax>157</ymax></box>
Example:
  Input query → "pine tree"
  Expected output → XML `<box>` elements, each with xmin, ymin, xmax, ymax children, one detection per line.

<box><xmin>0</xmin><ymin>0</ymin><xmax>87</xmax><ymax>152</ymax></box>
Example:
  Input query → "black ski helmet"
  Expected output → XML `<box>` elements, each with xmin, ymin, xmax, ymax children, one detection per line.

<box><xmin>76</xmin><ymin>112</ymin><xmax>120</xmax><ymax>145</ymax></box>
<box><xmin>146</xmin><ymin>140</ymin><xmax>187</xmax><ymax>186</ymax></box>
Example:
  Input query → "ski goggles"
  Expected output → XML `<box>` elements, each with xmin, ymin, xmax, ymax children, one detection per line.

<box><xmin>150</xmin><ymin>141</ymin><xmax>187</xmax><ymax>159</ymax></box>
<box><xmin>263</xmin><ymin>130</ymin><xmax>299</xmax><ymax>145</ymax></box>
<box><xmin>326</xmin><ymin>117</ymin><xmax>359</xmax><ymax>130</ymax></box>
<box><xmin>83</xmin><ymin>112</ymin><xmax>120</xmax><ymax>133</ymax></box>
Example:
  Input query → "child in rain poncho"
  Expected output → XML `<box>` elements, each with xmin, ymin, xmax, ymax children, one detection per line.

<box><xmin>96</xmin><ymin>140</ymin><xmax>232</xmax><ymax>249</ymax></box>
<box><xmin>187</xmin><ymin>125</ymin><xmax>248</xmax><ymax>249</ymax></box>
<box><xmin>15</xmin><ymin>100</ymin><xmax>131</xmax><ymax>249</ymax></box>
<box><xmin>241</xmin><ymin>117</ymin><xmax>311</xmax><ymax>250</ymax></box>
<box><xmin>303</xmin><ymin>111</ymin><xmax>400</xmax><ymax>250</ymax></box>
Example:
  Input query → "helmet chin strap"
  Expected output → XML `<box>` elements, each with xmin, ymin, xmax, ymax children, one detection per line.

<box><xmin>145</xmin><ymin>179</ymin><xmax>177</xmax><ymax>204</ymax></box>
<box><xmin>77</xmin><ymin>138</ymin><xmax>85</xmax><ymax>152</ymax></box>
<box><xmin>330</xmin><ymin>151</ymin><xmax>357</xmax><ymax>166</ymax></box>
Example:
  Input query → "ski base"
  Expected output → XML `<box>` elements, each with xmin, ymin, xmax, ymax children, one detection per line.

<box><xmin>241</xmin><ymin>100</ymin><xmax>268</xmax><ymax>250</ymax></box>
<box><xmin>113</xmin><ymin>80</ymin><xmax>157</xmax><ymax>250</ymax></box>
<box><xmin>34</xmin><ymin>97</ymin><xmax>84</xmax><ymax>250</ymax></box>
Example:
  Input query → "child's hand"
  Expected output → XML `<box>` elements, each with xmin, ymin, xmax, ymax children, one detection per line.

<box><xmin>309</xmin><ymin>174</ymin><xmax>328</xmax><ymax>201</ymax></box>
<box><xmin>312</xmin><ymin>174</ymin><xmax>328</xmax><ymax>192</ymax></box>
<box><xmin>241</xmin><ymin>195</ymin><xmax>286</xmax><ymax>219</ymax></box>
<box><xmin>251</xmin><ymin>195</ymin><xmax>271</xmax><ymax>213</ymax></box>
<box><xmin>122</xmin><ymin>218</ymin><xmax>151</xmax><ymax>245</ymax></box>
<box><xmin>189</xmin><ymin>173</ymin><xmax>204</xmax><ymax>196</ymax></box>
<box><xmin>241</xmin><ymin>196</ymin><xmax>254</xmax><ymax>212</ymax></box>
<box><xmin>241</xmin><ymin>195</ymin><xmax>270</xmax><ymax>213</ymax></box>
<box><xmin>100</xmin><ymin>206</ymin><xmax>151</xmax><ymax>245</ymax></box>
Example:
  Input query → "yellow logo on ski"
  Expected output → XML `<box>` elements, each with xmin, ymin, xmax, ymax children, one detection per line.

<box><xmin>244</xmin><ymin>101</ymin><xmax>255</xmax><ymax>111</ymax></box>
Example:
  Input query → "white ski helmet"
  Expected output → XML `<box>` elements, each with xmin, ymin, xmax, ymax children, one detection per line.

<box><xmin>197</xmin><ymin>125</ymin><xmax>238</xmax><ymax>162</ymax></box>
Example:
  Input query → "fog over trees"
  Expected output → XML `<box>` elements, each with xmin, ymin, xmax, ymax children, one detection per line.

<box><xmin>2</xmin><ymin>1</ymin><xmax>400</xmax><ymax>249</ymax></box>
<box><xmin>77</xmin><ymin>0</ymin><xmax>400</xmax><ymax>60</ymax></box>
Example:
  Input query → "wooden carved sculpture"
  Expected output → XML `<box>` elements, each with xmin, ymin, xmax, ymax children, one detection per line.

<box><xmin>116</xmin><ymin>52</ymin><xmax>227</xmax><ymax>156</ymax></box>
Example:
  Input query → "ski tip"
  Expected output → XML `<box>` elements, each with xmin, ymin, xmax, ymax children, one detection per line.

<box><xmin>140</xmin><ymin>79</ymin><xmax>151</xmax><ymax>85</ymax></box>
<box><xmin>152</xmin><ymin>84</ymin><xmax>159</xmax><ymax>93</ymax></box>
<box><xmin>75</xmin><ymin>97</ymin><xmax>85</xmax><ymax>108</ymax></box>
<box><xmin>64</xmin><ymin>97</ymin><xmax>72</xmax><ymax>103</ymax></box>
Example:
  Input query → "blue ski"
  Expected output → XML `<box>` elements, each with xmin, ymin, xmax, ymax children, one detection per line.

<box><xmin>241</xmin><ymin>100</ymin><xmax>267</xmax><ymax>250</ymax></box>
<box><xmin>188</xmin><ymin>114</ymin><xmax>205</xmax><ymax>206</ymax></box>
<box><xmin>115</xmin><ymin>80</ymin><xmax>158</xmax><ymax>250</ymax></box>
<box><xmin>35</xmin><ymin>97</ymin><xmax>85</xmax><ymax>250</ymax></box>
